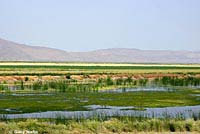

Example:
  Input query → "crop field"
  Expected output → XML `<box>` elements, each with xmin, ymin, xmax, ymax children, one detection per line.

<box><xmin>0</xmin><ymin>62</ymin><xmax>200</xmax><ymax>133</ymax></box>
<box><xmin>0</xmin><ymin>62</ymin><xmax>200</xmax><ymax>76</ymax></box>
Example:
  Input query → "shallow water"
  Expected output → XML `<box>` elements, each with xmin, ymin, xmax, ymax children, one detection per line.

<box><xmin>100</xmin><ymin>87</ymin><xmax>175</xmax><ymax>93</ymax></box>
<box><xmin>8</xmin><ymin>85</ymin><xmax>29</xmax><ymax>90</ymax></box>
<box><xmin>1</xmin><ymin>105</ymin><xmax>200</xmax><ymax>119</ymax></box>
<box><xmin>11</xmin><ymin>93</ymin><xmax>52</xmax><ymax>96</ymax></box>
<box><xmin>1</xmin><ymin>85</ymin><xmax>200</xmax><ymax>119</ymax></box>
<box><xmin>190</xmin><ymin>94</ymin><xmax>200</xmax><ymax>97</ymax></box>
<box><xmin>189</xmin><ymin>85</ymin><xmax>200</xmax><ymax>89</ymax></box>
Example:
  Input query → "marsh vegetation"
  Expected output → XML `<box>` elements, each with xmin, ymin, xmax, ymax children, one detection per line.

<box><xmin>0</xmin><ymin>63</ymin><xmax>200</xmax><ymax>133</ymax></box>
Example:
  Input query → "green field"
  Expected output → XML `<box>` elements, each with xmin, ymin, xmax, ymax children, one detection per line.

<box><xmin>0</xmin><ymin>62</ymin><xmax>200</xmax><ymax>76</ymax></box>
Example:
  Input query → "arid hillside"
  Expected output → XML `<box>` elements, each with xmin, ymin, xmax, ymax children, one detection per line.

<box><xmin>0</xmin><ymin>38</ymin><xmax>200</xmax><ymax>63</ymax></box>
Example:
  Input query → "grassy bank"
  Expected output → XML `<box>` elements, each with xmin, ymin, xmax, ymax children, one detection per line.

<box><xmin>1</xmin><ymin>118</ymin><xmax>200</xmax><ymax>134</ymax></box>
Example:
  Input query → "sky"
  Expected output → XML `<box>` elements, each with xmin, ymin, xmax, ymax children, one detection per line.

<box><xmin>0</xmin><ymin>0</ymin><xmax>200</xmax><ymax>52</ymax></box>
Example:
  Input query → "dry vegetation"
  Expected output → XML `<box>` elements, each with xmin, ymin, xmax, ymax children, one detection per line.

<box><xmin>1</xmin><ymin>118</ymin><xmax>200</xmax><ymax>134</ymax></box>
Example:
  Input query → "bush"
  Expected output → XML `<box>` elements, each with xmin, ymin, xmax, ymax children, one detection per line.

<box><xmin>24</xmin><ymin>77</ymin><xmax>29</xmax><ymax>81</ymax></box>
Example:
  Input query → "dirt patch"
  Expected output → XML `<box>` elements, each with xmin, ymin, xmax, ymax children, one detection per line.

<box><xmin>0</xmin><ymin>73</ymin><xmax>199</xmax><ymax>83</ymax></box>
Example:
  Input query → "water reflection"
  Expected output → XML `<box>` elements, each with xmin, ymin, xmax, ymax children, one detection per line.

<box><xmin>1</xmin><ymin>105</ymin><xmax>200</xmax><ymax>119</ymax></box>
<box><xmin>100</xmin><ymin>87</ymin><xmax>175</xmax><ymax>93</ymax></box>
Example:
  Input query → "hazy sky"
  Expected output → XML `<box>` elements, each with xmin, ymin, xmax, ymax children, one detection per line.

<box><xmin>0</xmin><ymin>0</ymin><xmax>199</xmax><ymax>51</ymax></box>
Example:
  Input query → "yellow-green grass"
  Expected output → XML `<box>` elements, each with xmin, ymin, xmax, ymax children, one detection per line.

<box><xmin>0</xmin><ymin>118</ymin><xmax>200</xmax><ymax>134</ymax></box>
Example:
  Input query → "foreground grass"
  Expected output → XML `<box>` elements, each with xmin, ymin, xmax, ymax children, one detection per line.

<box><xmin>0</xmin><ymin>118</ymin><xmax>200</xmax><ymax>134</ymax></box>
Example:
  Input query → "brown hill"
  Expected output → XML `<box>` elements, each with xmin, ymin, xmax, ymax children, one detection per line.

<box><xmin>0</xmin><ymin>38</ymin><xmax>200</xmax><ymax>63</ymax></box>
<box><xmin>0</xmin><ymin>38</ymin><xmax>70</xmax><ymax>61</ymax></box>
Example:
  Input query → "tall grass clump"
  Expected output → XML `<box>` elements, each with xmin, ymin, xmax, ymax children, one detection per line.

<box><xmin>0</xmin><ymin>84</ymin><xmax>8</xmax><ymax>91</ymax></box>
<box><xmin>155</xmin><ymin>76</ymin><xmax>200</xmax><ymax>87</ymax></box>
<box><xmin>0</xmin><ymin>118</ymin><xmax>200</xmax><ymax>133</ymax></box>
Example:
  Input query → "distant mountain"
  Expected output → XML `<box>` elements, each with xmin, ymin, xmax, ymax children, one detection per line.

<box><xmin>0</xmin><ymin>38</ymin><xmax>70</xmax><ymax>61</ymax></box>
<box><xmin>0</xmin><ymin>38</ymin><xmax>200</xmax><ymax>63</ymax></box>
